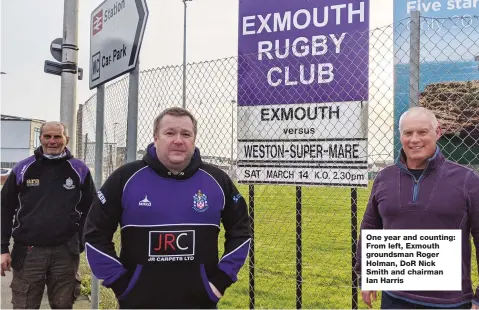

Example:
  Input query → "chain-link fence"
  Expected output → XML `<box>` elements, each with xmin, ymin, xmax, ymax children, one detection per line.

<box><xmin>77</xmin><ymin>15</ymin><xmax>479</xmax><ymax>309</ymax></box>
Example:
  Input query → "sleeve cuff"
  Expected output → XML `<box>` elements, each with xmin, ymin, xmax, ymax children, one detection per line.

<box><xmin>1</xmin><ymin>244</ymin><xmax>9</xmax><ymax>254</ymax></box>
<box><xmin>472</xmin><ymin>298</ymin><xmax>479</xmax><ymax>306</ymax></box>
<box><xmin>209</xmin><ymin>267</ymin><xmax>234</xmax><ymax>295</ymax></box>
<box><xmin>105</xmin><ymin>271</ymin><xmax>130</xmax><ymax>297</ymax></box>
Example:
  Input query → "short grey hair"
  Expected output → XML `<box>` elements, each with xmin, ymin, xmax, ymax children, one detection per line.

<box><xmin>399</xmin><ymin>107</ymin><xmax>438</xmax><ymax>133</ymax></box>
<box><xmin>39</xmin><ymin>122</ymin><xmax>68</xmax><ymax>136</ymax></box>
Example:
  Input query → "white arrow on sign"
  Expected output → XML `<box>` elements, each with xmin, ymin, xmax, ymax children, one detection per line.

<box><xmin>89</xmin><ymin>0</ymin><xmax>149</xmax><ymax>89</ymax></box>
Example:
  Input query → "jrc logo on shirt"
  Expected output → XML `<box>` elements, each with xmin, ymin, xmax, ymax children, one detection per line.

<box><xmin>148</xmin><ymin>230</ymin><xmax>195</xmax><ymax>262</ymax></box>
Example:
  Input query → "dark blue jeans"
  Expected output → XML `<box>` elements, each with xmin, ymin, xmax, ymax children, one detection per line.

<box><xmin>381</xmin><ymin>292</ymin><xmax>472</xmax><ymax>309</ymax></box>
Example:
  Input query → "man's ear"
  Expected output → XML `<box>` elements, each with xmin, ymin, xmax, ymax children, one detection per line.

<box><xmin>66</xmin><ymin>136</ymin><xmax>71</xmax><ymax>146</ymax></box>
<box><xmin>436</xmin><ymin>121</ymin><xmax>443</xmax><ymax>138</ymax></box>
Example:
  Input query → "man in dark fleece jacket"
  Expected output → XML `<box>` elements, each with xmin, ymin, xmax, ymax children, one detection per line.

<box><xmin>1</xmin><ymin>121</ymin><xmax>95</xmax><ymax>309</ymax></box>
<box><xmin>356</xmin><ymin>107</ymin><xmax>479</xmax><ymax>309</ymax></box>
<box><xmin>83</xmin><ymin>107</ymin><xmax>252</xmax><ymax>309</ymax></box>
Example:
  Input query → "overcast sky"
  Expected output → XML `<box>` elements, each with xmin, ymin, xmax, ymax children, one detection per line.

<box><xmin>0</xmin><ymin>0</ymin><xmax>393</xmax><ymax>122</ymax></box>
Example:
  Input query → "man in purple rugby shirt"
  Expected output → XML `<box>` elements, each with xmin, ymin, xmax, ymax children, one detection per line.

<box><xmin>83</xmin><ymin>107</ymin><xmax>251</xmax><ymax>309</ymax></box>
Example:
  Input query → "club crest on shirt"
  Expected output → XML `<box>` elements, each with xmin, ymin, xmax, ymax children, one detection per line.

<box><xmin>63</xmin><ymin>177</ymin><xmax>75</xmax><ymax>190</ymax></box>
<box><xmin>192</xmin><ymin>190</ymin><xmax>208</xmax><ymax>212</ymax></box>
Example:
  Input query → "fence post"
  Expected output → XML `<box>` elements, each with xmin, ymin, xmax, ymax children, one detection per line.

<box><xmin>351</xmin><ymin>188</ymin><xmax>358</xmax><ymax>309</ymax></box>
<box><xmin>92</xmin><ymin>84</ymin><xmax>105</xmax><ymax>309</ymax></box>
<box><xmin>126</xmin><ymin>61</ymin><xmax>140</xmax><ymax>163</ymax></box>
<box><xmin>296</xmin><ymin>186</ymin><xmax>302</xmax><ymax>309</ymax></box>
<box><xmin>409</xmin><ymin>10</ymin><xmax>421</xmax><ymax>108</ymax></box>
<box><xmin>76</xmin><ymin>103</ymin><xmax>83</xmax><ymax>158</ymax></box>
<box><xmin>248</xmin><ymin>185</ymin><xmax>255</xmax><ymax>310</ymax></box>
<box><xmin>84</xmin><ymin>133</ymin><xmax>88</xmax><ymax>162</ymax></box>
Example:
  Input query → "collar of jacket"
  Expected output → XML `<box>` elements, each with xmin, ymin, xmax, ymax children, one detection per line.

<box><xmin>142</xmin><ymin>143</ymin><xmax>202</xmax><ymax>180</ymax></box>
<box><xmin>34</xmin><ymin>146</ymin><xmax>73</xmax><ymax>161</ymax></box>
<box><xmin>395</xmin><ymin>145</ymin><xmax>445</xmax><ymax>175</ymax></box>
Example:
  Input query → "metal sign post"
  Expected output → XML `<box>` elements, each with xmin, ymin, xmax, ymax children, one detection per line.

<box><xmin>88</xmin><ymin>0</ymin><xmax>149</xmax><ymax>307</ymax></box>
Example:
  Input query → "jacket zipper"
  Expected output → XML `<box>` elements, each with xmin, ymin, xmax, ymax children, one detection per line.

<box><xmin>74</xmin><ymin>192</ymin><xmax>82</xmax><ymax>220</ymax></box>
<box><xmin>412</xmin><ymin>176</ymin><xmax>421</xmax><ymax>202</ymax></box>
<box><xmin>12</xmin><ymin>194</ymin><xmax>23</xmax><ymax>233</ymax></box>
<box><xmin>398</xmin><ymin>165</ymin><xmax>426</xmax><ymax>203</ymax></box>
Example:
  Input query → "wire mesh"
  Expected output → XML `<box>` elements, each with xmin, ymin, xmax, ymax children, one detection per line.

<box><xmin>77</xmin><ymin>16</ymin><xmax>479</xmax><ymax>309</ymax></box>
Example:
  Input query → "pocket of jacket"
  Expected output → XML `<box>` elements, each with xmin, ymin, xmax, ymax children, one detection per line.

<box><xmin>199</xmin><ymin>264</ymin><xmax>220</xmax><ymax>303</ymax></box>
<box><xmin>67</xmin><ymin>233</ymin><xmax>80</xmax><ymax>255</ymax></box>
<box><xmin>118</xmin><ymin>264</ymin><xmax>143</xmax><ymax>300</ymax></box>
<box><xmin>10</xmin><ymin>244</ymin><xmax>27</xmax><ymax>271</ymax></box>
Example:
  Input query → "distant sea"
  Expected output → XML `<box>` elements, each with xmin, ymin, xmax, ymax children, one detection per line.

<box><xmin>395</xmin><ymin>60</ymin><xmax>479</xmax><ymax>107</ymax></box>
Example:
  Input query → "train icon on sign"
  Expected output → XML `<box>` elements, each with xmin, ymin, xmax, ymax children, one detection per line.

<box><xmin>91</xmin><ymin>52</ymin><xmax>100</xmax><ymax>81</ymax></box>
<box><xmin>92</xmin><ymin>10</ymin><xmax>103</xmax><ymax>36</ymax></box>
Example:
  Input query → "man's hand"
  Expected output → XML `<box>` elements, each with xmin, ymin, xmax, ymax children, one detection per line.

<box><xmin>209</xmin><ymin>282</ymin><xmax>223</xmax><ymax>299</ymax></box>
<box><xmin>471</xmin><ymin>302</ymin><xmax>479</xmax><ymax>309</ymax></box>
<box><xmin>361</xmin><ymin>290</ymin><xmax>377</xmax><ymax>308</ymax></box>
<box><xmin>1</xmin><ymin>253</ymin><xmax>11</xmax><ymax>276</ymax></box>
